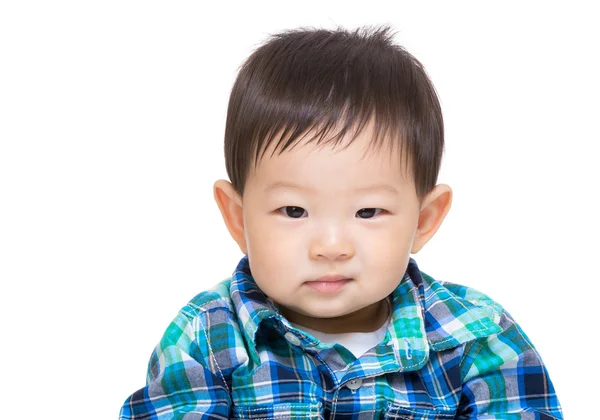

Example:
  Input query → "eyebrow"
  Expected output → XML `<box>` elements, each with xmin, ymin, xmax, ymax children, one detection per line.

<box><xmin>264</xmin><ymin>181</ymin><xmax>399</xmax><ymax>195</ymax></box>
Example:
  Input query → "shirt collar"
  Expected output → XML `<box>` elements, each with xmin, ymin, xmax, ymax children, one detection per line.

<box><xmin>230</xmin><ymin>255</ymin><xmax>502</xmax><ymax>367</ymax></box>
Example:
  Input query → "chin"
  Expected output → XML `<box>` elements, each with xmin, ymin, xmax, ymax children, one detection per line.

<box><xmin>300</xmin><ymin>307</ymin><xmax>348</xmax><ymax>319</ymax></box>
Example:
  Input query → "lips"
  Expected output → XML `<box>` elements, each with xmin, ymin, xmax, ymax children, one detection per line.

<box><xmin>305</xmin><ymin>275</ymin><xmax>352</xmax><ymax>293</ymax></box>
<box><xmin>312</xmin><ymin>274</ymin><xmax>350</xmax><ymax>283</ymax></box>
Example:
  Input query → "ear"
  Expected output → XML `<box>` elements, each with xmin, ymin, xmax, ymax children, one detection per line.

<box><xmin>213</xmin><ymin>179</ymin><xmax>248</xmax><ymax>254</ymax></box>
<box><xmin>411</xmin><ymin>184</ymin><xmax>452</xmax><ymax>254</ymax></box>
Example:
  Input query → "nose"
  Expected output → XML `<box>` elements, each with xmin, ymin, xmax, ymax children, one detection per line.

<box><xmin>309</xmin><ymin>227</ymin><xmax>354</xmax><ymax>260</ymax></box>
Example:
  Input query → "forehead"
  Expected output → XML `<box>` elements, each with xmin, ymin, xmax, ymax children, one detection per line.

<box><xmin>249</xmin><ymin>123</ymin><xmax>413</xmax><ymax>191</ymax></box>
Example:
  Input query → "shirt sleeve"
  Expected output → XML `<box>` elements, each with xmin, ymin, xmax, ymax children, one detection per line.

<box><xmin>119</xmin><ymin>309</ymin><xmax>232</xmax><ymax>419</ymax></box>
<box><xmin>456</xmin><ymin>309</ymin><xmax>562</xmax><ymax>419</ymax></box>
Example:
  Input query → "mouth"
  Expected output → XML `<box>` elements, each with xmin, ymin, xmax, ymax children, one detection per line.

<box><xmin>305</xmin><ymin>278</ymin><xmax>352</xmax><ymax>293</ymax></box>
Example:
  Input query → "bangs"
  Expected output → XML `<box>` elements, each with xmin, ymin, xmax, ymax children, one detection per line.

<box><xmin>224</xmin><ymin>25</ymin><xmax>443</xmax><ymax>200</ymax></box>
<box><xmin>253</xmin><ymin>104</ymin><xmax>409</xmax><ymax>176</ymax></box>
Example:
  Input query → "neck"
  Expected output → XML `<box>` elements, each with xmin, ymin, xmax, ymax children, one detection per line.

<box><xmin>277</xmin><ymin>297</ymin><xmax>390</xmax><ymax>334</ymax></box>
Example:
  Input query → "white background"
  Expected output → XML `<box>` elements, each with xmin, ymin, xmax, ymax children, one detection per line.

<box><xmin>1</xmin><ymin>1</ymin><xmax>598</xmax><ymax>419</ymax></box>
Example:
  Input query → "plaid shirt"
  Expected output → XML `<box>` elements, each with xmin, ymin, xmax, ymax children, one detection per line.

<box><xmin>119</xmin><ymin>255</ymin><xmax>562</xmax><ymax>419</ymax></box>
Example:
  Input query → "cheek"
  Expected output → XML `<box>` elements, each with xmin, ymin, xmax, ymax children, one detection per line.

<box><xmin>249</xmin><ymin>254</ymin><xmax>293</xmax><ymax>297</ymax></box>
<box><xmin>359</xmin><ymin>224</ymin><xmax>414</xmax><ymax>261</ymax></box>
<box><xmin>247</xmin><ymin>215</ymin><xmax>304</xmax><ymax>249</ymax></box>
<box><xmin>245</xmin><ymin>218</ymin><xmax>298</xmax><ymax>268</ymax></box>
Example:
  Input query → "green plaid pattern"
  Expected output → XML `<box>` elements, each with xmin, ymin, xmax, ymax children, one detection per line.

<box><xmin>119</xmin><ymin>255</ymin><xmax>562</xmax><ymax>419</ymax></box>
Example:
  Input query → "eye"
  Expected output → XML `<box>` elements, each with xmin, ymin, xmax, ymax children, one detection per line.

<box><xmin>356</xmin><ymin>208</ymin><xmax>385</xmax><ymax>219</ymax></box>
<box><xmin>277</xmin><ymin>207</ymin><xmax>385</xmax><ymax>219</ymax></box>
<box><xmin>278</xmin><ymin>206</ymin><xmax>307</xmax><ymax>219</ymax></box>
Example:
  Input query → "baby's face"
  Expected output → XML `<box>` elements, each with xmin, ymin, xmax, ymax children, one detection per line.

<box><xmin>241</xmin><ymin>125</ymin><xmax>422</xmax><ymax>331</ymax></box>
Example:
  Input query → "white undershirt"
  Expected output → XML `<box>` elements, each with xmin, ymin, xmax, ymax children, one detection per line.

<box><xmin>290</xmin><ymin>296</ymin><xmax>392</xmax><ymax>358</ymax></box>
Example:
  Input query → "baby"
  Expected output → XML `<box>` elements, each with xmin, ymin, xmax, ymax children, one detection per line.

<box><xmin>119</xmin><ymin>25</ymin><xmax>562</xmax><ymax>419</ymax></box>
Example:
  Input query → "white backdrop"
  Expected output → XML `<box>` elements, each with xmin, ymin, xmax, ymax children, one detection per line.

<box><xmin>1</xmin><ymin>1</ymin><xmax>597</xmax><ymax>419</ymax></box>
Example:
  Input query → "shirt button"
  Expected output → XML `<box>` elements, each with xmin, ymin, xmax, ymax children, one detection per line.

<box><xmin>346</xmin><ymin>378</ymin><xmax>362</xmax><ymax>391</ymax></box>
<box><xmin>284</xmin><ymin>332</ymin><xmax>302</xmax><ymax>346</ymax></box>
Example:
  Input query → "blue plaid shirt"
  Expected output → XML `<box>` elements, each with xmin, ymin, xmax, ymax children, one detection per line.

<box><xmin>119</xmin><ymin>255</ymin><xmax>562</xmax><ymax>419</ymax></box>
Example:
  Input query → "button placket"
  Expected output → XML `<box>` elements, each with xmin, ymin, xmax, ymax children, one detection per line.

<box><xmin>345</xmin><ymin>378</ymin><xmax>362</xmax><ymax>394</ymax></box>
<box><xmin>284</xmin><ymin>331</ymin><xmax>302</xmax><ymax>346</ymax></box>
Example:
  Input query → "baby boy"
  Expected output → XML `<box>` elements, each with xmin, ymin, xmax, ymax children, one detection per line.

<box><xmin>119</xmin><ymin>25</ymin><xmax>562</xmax><ymax>419</ymax></box>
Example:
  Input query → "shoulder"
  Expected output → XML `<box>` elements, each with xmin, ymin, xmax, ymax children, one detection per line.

<box><xmin>437</xmin><ymin>284</ymin><xmax>564</xmax><ymax>417</ymax></box>
<box><xmin>420</xmin><ymin>270</ymin><xmax>505</xmax><ymax>324</ymax></box>
<box><xmin>440</xmin><ymin>280</ymin><xmax>536</xmax><ymax>343</ymax></box>
<box><xmin>437</xmin><ymin>279</ymin><xmax>505</xmax><ymax>324</ymax></box>
<box><xmin>151</xmin><ymin>277</ymin><xmax>248</xmax><ymax>377</ymax></box>
<box><xmin>182</xmin><ymin>277</ymin><xmax>236</xmax><ymax>317</ymax></box>
<box><xmin>418</xmin><ymin>273</ymin><xmax>506</xmax><ymax>350</ymax></box>
<box><xmin>431</xmin><ymin>278</ymin><xmax>536</xmax><ymax>353</ymax></box>
<box><xmin>181</xmin><ymin>276</ymin><xmax>245</xmax><ymax>343</ymax></box>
